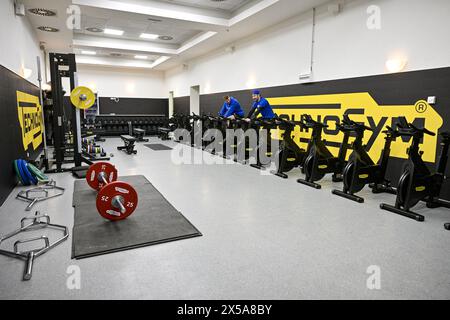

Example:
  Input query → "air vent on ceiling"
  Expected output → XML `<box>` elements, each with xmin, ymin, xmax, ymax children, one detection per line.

<box><xmin>86</xmin><ymin>27</ymin><xmax>104</xmax><ymax>33</ymax></box>
<box><xmin>148</xmin><ymin>18</ymin><xmax>162</xmax><ymax>22</ymax></box>
<box><xmin>159</xmin><ymin>35</ymin><xmax>173</xmax><ymax>41</ymax></box>
<box><xmin>37</xmin><ymin>26</ymin><xmax>59</xmax><ymax>32</ymax></box>
<box><xmin>110</xmin><ymin>53</ymin><xmax>122</xmax><ymax>57</ymax></box>
<box><xmin>210</xmin><ymin>0</ymin><xmax>227</xmax><ymax>2</ymax></box>
<box><xmin>29</xmin><ymin>8</ymin><xmax>56</xmax><ymax>16</ymax></box>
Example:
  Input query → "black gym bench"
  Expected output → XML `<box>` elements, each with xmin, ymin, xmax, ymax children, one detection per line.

<box><xmin>118</xmin><ymin>135</ymin><xmax>138</xmax><ymax>155</ymax></box>
<box><xmin>158</xmin><ymin>127</ymin><xmax>172</xmax><ymax>141</ymax></box>
<box><xmin>133</xmin><ymin>128</ymin><xmax>149</xmax><ymax>142</ymax></box>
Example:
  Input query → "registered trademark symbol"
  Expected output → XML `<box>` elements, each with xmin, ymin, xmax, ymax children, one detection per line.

<box><xmin>415</xmin><ymin>101</ymin><xmax>428</xmax><ymax>113</ymax></box>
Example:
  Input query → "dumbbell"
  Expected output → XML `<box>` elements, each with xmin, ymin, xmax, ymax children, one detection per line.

<box><xmin>86</xmin><ymin>145</ymin><xmax>104</xmax><ymax>154</ymax></box>
<box><xmin>86</xmin><ymin>162</ymin><xmax>138</xmax><ymax>221</ymax></box>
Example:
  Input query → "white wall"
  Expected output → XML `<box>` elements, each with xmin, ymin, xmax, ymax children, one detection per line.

<box><xmin>190</xmin><ymin>85</ymin><xmax>200</xmax><ymax>114</ymax></box>
<box><xmin>165</xmin><ymin>0</ymin><xmax>450</xmax><ymax>97</ymax></box>
<box><xmin>77</xmin><ymin>65</ymin><xmax>167</xmax><ymax>98</ymax></box>
<box><xmin>165</xmin><ymin>10</ymin><xmax>313</xmax><ymax>97</ymax></box>
<box><xmin>0</xmin><ymin>0</ymin><xmax>44</xmax><ymax>86</ymax></box>
<box><xmin>313</xmin><ymin>0</ymin><xmax>450</xmax><ymax>81</ymax></box>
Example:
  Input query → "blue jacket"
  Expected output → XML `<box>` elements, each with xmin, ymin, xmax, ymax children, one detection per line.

<box><xmin>250</xmin><ymin>97</ymin><xmax>275</xmax><ymax>119</ymax></box>
<box><xmin>219</xmin><ymin>97</ymin><xmax>245</xmax><ymax>118</ymax></box>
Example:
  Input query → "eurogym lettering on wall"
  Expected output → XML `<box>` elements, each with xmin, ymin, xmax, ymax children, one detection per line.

<box><xmin>268</xmin><ymin>92</ymin><xmax>444</xmax><ymax>163</ymax></box>
<box><xmin>16</xmin><ymin>91</ymin><xmax>43</xmax><ymax>151</ymax></box>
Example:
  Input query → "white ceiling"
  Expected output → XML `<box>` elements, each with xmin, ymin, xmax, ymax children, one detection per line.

<box><xmin>75</xmin><ymin>12</ymin><xmax>201</xmax><ymax>45</ymax></box>
<box><xmin>154</xmin><ymin>0</ymin><xmax>253</xmax><ymax>13</ymax></box>
<box><xmin>22</xmin><ymin>0</ymin><xmax>332</xmax><ymax>70</ymax></box>
<box><xmin>22</xmin><ymin>0</ymin><xmax>73</xmax><ymax>52</ymax></box>
<box><xmin>72</xmin><ymin>47</ymin><xmax>160</xmax><ymax>61</ymax></box>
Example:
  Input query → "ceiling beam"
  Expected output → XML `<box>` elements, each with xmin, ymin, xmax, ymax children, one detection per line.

<box><xmin>72</xmin><ymin>0</ymin><xmax>230</xmax><ymax>27</ymax></box>
<box><xmin>73</xmin><ymin>35</ymin><xmax>178</xmax><ymax>55</ymax></box>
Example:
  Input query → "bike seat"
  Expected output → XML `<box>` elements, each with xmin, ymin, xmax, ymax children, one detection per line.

<box><xmin>274</xmin><ymin>117</ymin><xmax>296</xmax><ymax>128</ymax></box>
<box><xmin>410</xmin><ymin>123</ymin><xmax>436</xmax><ymax>136</ymax></box>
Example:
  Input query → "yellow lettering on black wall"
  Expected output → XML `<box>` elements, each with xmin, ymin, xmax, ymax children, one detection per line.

<box><xmin>268</xmin><ymin>93</ymin><xmax>444</xmax><ymax>163</ymax></box>
<box><xmin>17</xmin><ymin>91</ymin><xmax>43</xmax><ymax>151</ymax></box>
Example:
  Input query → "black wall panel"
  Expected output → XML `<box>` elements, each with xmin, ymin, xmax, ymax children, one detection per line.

<box><xmin>200</xmin><ymin>67</ymin><xmax>450</xmax><ymax>116</ymax></box>
<box><xmin>174</xmin><ymin>96</ymin><xmax>190</xmax><ymax>115</ymax></box>
<box><xmin>99</xmin><ymin>97</ymin><xmax>168</xmax><ymax>116</ymax></box>
<box><xmin>0</xmin><ymin>65</ymin><xmax>42</xmax><ymax>206</ymax></box>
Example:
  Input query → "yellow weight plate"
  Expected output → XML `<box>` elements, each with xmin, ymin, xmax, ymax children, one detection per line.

<box><xmin>70</xmin><ymin>86</ymin><xmax>95</xmax><ymax>110</ymax></box>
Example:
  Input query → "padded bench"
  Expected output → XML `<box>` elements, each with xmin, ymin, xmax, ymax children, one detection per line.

<box><xmin>133</xmin><ymin>128</ymin><xmax>149</xmax><ymax>142</ymax></box>
<box><xmin>118</xmin><ymin>135</ymin><xmax>138</xmax><ymax>155</ymax></box>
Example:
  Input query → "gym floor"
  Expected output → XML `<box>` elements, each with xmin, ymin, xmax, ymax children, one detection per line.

<box><xmin>0</xmin><ymin>137</ymin><xmax>449</xmax><ymax>300</ymax></box>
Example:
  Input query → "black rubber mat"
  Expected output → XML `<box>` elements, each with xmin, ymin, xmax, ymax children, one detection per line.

<box><xmin>72</xmin><ymin>170</ymin><xmax>87</xmax><ymax>179</ymax></box>
<box><xmin>144</xmin><ymin>144</ymin><xmax>173</xmax><ymax>151</ymax></box>
<box><xmin>71</xmin><ymin>175</ymin><xmax>202</xmax><ymax>259</ymax></box>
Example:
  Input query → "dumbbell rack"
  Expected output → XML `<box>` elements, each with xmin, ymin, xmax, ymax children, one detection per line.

<box><xmin>82</xmin><ymin>136</ymin><xmax>110</xmax><ymax>161</ymax></box>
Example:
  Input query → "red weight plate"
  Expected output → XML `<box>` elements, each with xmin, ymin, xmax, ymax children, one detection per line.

<box><xmin>96</xmin><ymin>181</ymin><xmax>138</xmax><ymax>221</ymax></box>
<box><xmin>86</xmin><ymin>162</ymin><xmax>118</xmax><ymax>190</ymax></box>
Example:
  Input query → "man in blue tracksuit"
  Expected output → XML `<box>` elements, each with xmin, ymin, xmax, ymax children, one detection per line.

<box><xmin>247</xmin><ymin>90</ymin><xmax>276</xmax><ymax>120</ymax></box>
<box><xmin>219</xmin><ymin>95</ymin><xmax>245</xmax><ymax>118</ymax></box>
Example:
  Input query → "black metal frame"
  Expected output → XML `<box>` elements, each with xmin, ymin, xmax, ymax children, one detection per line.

<box><xmin>47</xmin><ymin>53</ymin><xmax>92</xmax><ymax>172</ymax></box>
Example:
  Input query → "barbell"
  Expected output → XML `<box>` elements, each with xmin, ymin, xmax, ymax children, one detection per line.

<box><xmin>86</xmin><ymin>162</ymin><xmax>138</xmax><ymax>221</ymax></box>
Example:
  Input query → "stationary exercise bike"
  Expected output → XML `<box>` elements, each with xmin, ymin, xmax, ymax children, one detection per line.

<box><xmin>380</xmin><ymin>120</ymin><xmax>450</xmax><ymax>222</ymax></box>
<box><xmin>189</xmin><ymin>113</ymin><xmax>201</xmax><ymax>147</ymax></box>
<box><xmin>332</xmin><ymin>115</ymin><xmax>400</xmax><ymax>203</ymax></box>
<box><xmin>219</xmin><ymin>116</ymin><xmax>236</xmax><ymax>159</ymax></box>
<box><xmin>229</xmin><ymin>116</ymin><xmax>266</xmax><ymax>164</ymax></box>
<box><xmin>270</xmin><ymin>116</ymin><xmax>310</xmax><ymax>179</ymax></box>
<box><xmin>250</xmin><ymin>118</ymin><xmax>278</xmax><ymax>170</ymax></box>
<box><xmin>173</xmin><ymin>114</ymin><xmax>191</xmax><ymax>143</ymax></box>
<box><xmin>297</xmin><ymin>115</ymin><xmax>352</xmax><ymax>189</ymax></box>
<box><xmin>190</xmin><ymin>113</ymin><xmax>210</xmax><ymax>148</ymax></box>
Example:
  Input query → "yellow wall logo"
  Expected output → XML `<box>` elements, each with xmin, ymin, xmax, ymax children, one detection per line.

<box><xmin>268</xmin><ymin>93</ymin><xmax>444</xmax><ymax>163</ymax></box>
<box><xmin>17</xmin><ymin>91</ymin><xmax>43</xmax><ymax>151</ymax></box>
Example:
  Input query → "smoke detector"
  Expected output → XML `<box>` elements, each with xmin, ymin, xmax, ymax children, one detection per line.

<box><xmin>225</xmin><ymin>46</ymin><xmax>235</xmax><ymax>53</ymax></box>
<box><xmin>328</xmin><ymin>4</ymin><xmax>341</xmax><ymax>15</ymax></box>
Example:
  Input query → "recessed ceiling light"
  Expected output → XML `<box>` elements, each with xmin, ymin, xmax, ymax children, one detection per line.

<box><xmin>37</xmin><ymin>26</ymin><xmax>59</xmax><ymax>32</ymax></box>
<box><xmin>29</xmin><ymin>8</ymin><xmax>56</xmax><ymax>16</ymax></box>
<box><xmin>86</xmin><ymin>27</ymin><xmax>104</xmax><ymax>33</ymax></box>
<box><xmin>135</xmin><ymin>55</ymin><xmax>148</xmax><ymax>60</ymax></box>
<box><xmin>104</xmin><ymin>28</ymin><xmax>124</xmax><ymax>36</ymax></box>
<box><xmin>140</xmin><ymin>33</ymin><xmax>159</xmax><ymax>40</ymax></box>
<box><xmin>81</xmin><ymin>50</ymin><xmax>97</xmax><ymax>55</ymax></box>
<box><xmin>158</xmin><ymin>35</ymin><xmax>173</xmax><ymax>41</ymax></box>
